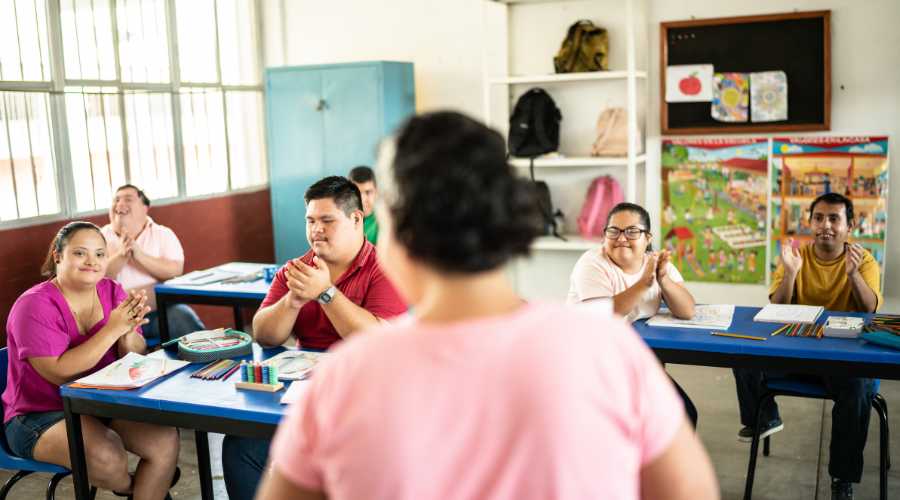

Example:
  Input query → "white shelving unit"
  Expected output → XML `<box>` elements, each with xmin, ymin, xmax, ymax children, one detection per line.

<box><xmin>482</xmin><ymin>0</ymin><xmax>648</xmax><ymax>253</ymax></box>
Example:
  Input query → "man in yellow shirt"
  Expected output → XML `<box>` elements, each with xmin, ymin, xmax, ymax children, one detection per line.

<box><xmin>734</xmin><ymin>193</ymin><xmax>881</xmax><ymax>500</ymax></box>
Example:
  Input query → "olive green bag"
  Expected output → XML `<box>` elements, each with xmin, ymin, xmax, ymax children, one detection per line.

<box><xmin>554</xmin><ymin>20</ymin><xmax>609</xmax><ymax>73</ymax></box>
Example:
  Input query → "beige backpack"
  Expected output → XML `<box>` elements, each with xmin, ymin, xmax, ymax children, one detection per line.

<box><xmin>590</xmin><ymin>102</ymin><xmax>643</xmax><ymax>157</ymax></box>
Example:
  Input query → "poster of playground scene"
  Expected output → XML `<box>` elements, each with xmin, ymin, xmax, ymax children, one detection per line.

<box><xmin>661</xmin><ymin>138</ymin><xmax>768</xmax><ymax>284</ymax></box>
<box><xmin>771</xmin><ymin>137</ymin><xmax>889</xmax><ymax>290</ymax></box>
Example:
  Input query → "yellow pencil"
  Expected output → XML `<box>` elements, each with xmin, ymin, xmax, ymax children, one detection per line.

<box><xmin>162</xmin><ymin>358</ymin><xmax>167</xmax><ymax>374</ymax></box>
<box><xmin>711</xmin><ymin>332</ymin><xmax>767</xmax><ymax>341</ymax></box>
<box><xmin>770</xmin><ymin>325</ymin><xmax>791</xmax><ymax>337</ymax></box>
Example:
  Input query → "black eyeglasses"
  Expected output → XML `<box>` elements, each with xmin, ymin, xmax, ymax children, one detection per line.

<box><xmin>604</xmin><ymin>227</ymin><xmax>649</xmax><ymax>240</ymax></box>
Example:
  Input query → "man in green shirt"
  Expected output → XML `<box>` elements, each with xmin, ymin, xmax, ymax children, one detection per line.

<box><xmin>349</xmin><ymin>166</ymin><xmax>379</xmax><ymax>244</ymax></box>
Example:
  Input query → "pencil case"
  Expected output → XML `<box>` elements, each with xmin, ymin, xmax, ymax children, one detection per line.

<box><xmin>860</xmin><ymin>331</ymin><xmax>900</xmax><ymax>351</ymax></box>
<box><xmin>162</xmin><ymin>329</ymin><xmax>253</xmax><ymax>364</ymax></box>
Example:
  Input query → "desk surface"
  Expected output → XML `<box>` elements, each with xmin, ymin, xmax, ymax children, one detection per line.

<box><xmin>633</xmin><ymin>306</ymin><xmax>900</xmax><ymax>365</ymax></box>
<box><xmin>61</xmin><ymin>345</ymin><xmax>307</xmax><ymax>425</ymax></box>
<box><xmin>154</xmin><ymin>262</ymin><xmax>272</xmax><ymax>299</ymax></box>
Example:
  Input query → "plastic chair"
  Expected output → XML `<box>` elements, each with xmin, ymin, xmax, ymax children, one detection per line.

<box><xmin>0</xmin><ymin>348</ymin><xmax>97</xmax><ymax>500</ymax></box>
<box><xmin>744</xmin><ymin>378</ymin><xmax>889</xmax><ymax>500</ymax></box>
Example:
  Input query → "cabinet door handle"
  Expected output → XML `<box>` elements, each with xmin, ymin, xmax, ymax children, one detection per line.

<box><xmin>316</xmin><ymin>99</ymin><xmax>325</xmax><ymax>111</ymax></box>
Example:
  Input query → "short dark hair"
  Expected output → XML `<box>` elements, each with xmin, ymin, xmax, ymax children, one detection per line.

<box><xmin>348</xmin><ymin>166</ymin><xmax>376</xmax><ymax>186</ymax></box>
<box><xmin>41</xmin><ymin>222</ymin><xmax>105</xmax><ymax>276</ymax></box>
<box><xmin>605</xmin><ymin>202</ymin><xmax>654</xmax><ymax>252</ymax></box>
<box><xmin>303</xmin><ymin>176</ymin><xmax>363</xmax><ymax>218</ymax></box>
<box><xmin>810</xmin><ymin>193</ymin><xmax>854</xmax><ymax>222</ymax></box>
<box><xmin>381</xmin><ymin>111</ymin><xmax>540</xmax><ymax>273</ymax></box>
<box><xmin>115</xmin><ymin>184</ymin><xmax>150</xmax><ymax>206</ymax></box>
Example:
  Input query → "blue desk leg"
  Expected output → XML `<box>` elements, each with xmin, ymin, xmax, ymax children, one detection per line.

<box><xmin>63</xmin><ymin>397</ymin><xmax>92</xmax><ymax>500</ymax></box>
<box><xmin>195</xmin><ymin>431</ymin><xmax>215</xmax><ymax>500</ymax></box>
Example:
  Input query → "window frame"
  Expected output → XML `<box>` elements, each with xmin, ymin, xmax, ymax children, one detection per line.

<box><xmin>0</xmin><ymin>0</ymin><xmax>267</xmax><ymax>230</ymax></box>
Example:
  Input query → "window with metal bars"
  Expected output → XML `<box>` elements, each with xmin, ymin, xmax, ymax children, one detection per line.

<box><xmin>0</xmin><ymin>0</ymin><xmax>266</xmax><ymax>226</ymax></box>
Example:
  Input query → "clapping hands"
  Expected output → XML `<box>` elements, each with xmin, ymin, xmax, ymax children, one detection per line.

<box><xmin>781</xmin><ymin>238</ymin><xmax>802</xmax><ymax>276</ymax></box>
<box><xmin>845</xmin><ymin>243</ymin><xmax>865</xmax><ymax>277</ymax></box>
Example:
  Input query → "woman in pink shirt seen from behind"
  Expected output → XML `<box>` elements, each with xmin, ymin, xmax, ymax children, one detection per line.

<box><xmin>258</xmin><ymin>112</ymin><xmax>719</xmax><ymax>500</ymax></box>
<box><xmin>2</xmin><ymin>222</ymin><xmax>179</xmax><ymax>500</ymax></box>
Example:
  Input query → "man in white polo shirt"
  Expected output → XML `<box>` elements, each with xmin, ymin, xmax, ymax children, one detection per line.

<box><xmin>102</xmin><ymin>184</ymin><xmax>205</xmax><ymax>342</ymax></box>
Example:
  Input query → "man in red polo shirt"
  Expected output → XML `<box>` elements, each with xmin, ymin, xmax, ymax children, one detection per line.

<box><xmin>222</xmin><ymin>176</ymin><xmax>407</xmax><ymax>500</ymax></box>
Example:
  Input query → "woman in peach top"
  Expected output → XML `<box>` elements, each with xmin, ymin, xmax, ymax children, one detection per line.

<box><xmin>567</xmin><ymin>202</ymin><xmax>698</xmax><ymax>427</ymax></box>
<box><xmin>567</xmin><ymin>203</ymin><xmax>695</xmax><ymax>322</ymax></box>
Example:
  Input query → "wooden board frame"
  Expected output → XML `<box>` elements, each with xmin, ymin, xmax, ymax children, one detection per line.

<box><xmin>661</xmin><ymin>11</ymin><xmax>831</xmax><ymax>135</ymax></box>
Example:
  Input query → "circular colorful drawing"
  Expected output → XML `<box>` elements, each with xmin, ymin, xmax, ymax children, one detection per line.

<box><xmin>721</xmin><ymin>87</ymin><xmax>742</xmax><ymax>108</ymax></box>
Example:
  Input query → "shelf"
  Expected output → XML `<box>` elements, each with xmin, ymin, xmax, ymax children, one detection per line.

<box><xmin>531</xmin><ymin>234</ymin><xmax>599</xmax><ymax>251</ymax></box>
<box><xmin>510</xmin><ymin>155</ymin><xmax>646</xmax><ymax>168</ymax></box>
<box><xmin>489</xmin><ymin>71</ymin><xmax>647</xmax><ymax>85</ymax></box>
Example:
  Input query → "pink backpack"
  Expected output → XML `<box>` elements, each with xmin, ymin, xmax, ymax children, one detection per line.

<box><xmin>578</xmin><ymin>176</ymin><xmax>623</xmax><ymax>239</ymax></box>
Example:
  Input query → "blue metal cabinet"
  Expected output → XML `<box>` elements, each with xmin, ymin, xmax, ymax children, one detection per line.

<box><xmin>265</xmin><ymin>61</ymin><xmax>415</xmax><ymax>264</ymax></box>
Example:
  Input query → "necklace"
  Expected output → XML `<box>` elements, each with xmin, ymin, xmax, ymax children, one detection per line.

<box><xmin>59</xmin><ymin>287</ymin><xmax>97</xmax><ymax>335</ymax></box>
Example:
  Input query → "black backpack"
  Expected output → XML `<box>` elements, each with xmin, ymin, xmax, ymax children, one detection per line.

<box><xmin>529</xmin><ymin>158</ymin><xmax>566</xmax><ymax>241</ymax></box>
<box><xmin>508</xmin><ymin>88</ymin><xmax>561</xmax><ymax>158</ymax></box>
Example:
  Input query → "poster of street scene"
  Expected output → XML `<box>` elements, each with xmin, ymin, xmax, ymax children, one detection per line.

<box><xmin>771</xmin><ymin>137</ymin><xmax>889</xmax><ymax>289</ymax></box>
<box><xmin>661</xmin><ymin>139</ymin><xmax>768</xmax><ymax>284</ymax></box>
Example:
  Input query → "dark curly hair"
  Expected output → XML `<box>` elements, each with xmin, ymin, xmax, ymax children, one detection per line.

<box><xmin>380</xmin><ymin>111</ymin><xmax>540</xmax><ymax>273</ymax></box>
<box><xmin>303</xmin><ymin>176</ymin><xmax>363</xmax><ymax>218</ymax></box>
<box><xmin>810</xmin><ymin>193</ymin><xmax>854</xmax><ymax>222</ymax></box>
<box><xmin>41</xmin><ymin>221</ymin><xmax>105</xmax><ymax>276</ymax></box>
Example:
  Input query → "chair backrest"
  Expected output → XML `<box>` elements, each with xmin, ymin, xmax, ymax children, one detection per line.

<box><xmin>0</xmin><ymin>348</ymin><xmax>71</xmax><ymax>472</ymax></box>
<box><xmin>0</xmin><ymin>348</ymin><xmax>19</xmax><ymax>459</ymax></box>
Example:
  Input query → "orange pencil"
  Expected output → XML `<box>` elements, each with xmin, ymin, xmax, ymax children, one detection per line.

<box><xmin>711</xmin><ymin>332</ymin><xmax>767</xmax><ymax>341</ymax></box>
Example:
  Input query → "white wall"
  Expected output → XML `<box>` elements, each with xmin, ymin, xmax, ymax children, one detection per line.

<box><xmin>263</xmin><ymin>0</ymin><xmax>900</xmax><ymax>311</ymax></box>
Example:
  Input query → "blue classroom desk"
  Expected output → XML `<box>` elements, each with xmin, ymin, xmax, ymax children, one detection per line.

<box><xmin>155</xmin><ymin>262</ymin><xmax>272</xmax><ymax>343</ymax></box>
<box><xmin>62</xmin><ymin>344</ymin><xmax>313</xmax><ymax>500</ymax></box>
<box><xmin>632</xmin><ymin>306</ymin><xmax>900</xmax><ymax>380</ymax></box>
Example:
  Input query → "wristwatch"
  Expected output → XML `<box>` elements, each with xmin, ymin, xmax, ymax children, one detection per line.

<box><xmin>317</xmin><ymin>285</ymin><xmax>337</xmax><ymax>305</ymax></box>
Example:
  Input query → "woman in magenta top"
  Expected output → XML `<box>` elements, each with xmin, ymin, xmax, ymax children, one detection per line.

<box><xmin>3</xmin><ymin>222</ymin><xmax>179</xmax><ymax>500</ymax></box>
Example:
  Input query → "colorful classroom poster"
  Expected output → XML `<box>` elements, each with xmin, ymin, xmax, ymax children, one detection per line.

<box><xmin>771</xmin><ymin>137</ymin><xmax>889</xmax><ymax>290</ymax></box>
<box><xmin>661</xmin><ymin>139</ymin><xmax>768</xmax><ymax>284</ymax></box>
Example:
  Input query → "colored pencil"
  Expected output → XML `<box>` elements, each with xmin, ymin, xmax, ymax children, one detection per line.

<box><xmin>221</xmin><ymin>363</ymin><xmax>242</xmax><ymax>381</ymax></box>
<box><xmin>204</xmin><ymin>361</ymin><xmax>234</xmax><ymax>379</ymax></box>
<box><xmin>162</xmin><ymin>359</ymin><xmax>166</xmax><ymax>374</ymax></box>
<box><xmin>191</xmin><ymin>360</ymin><xmax>228</xmax><ymax>379</ymax></box>
<box><xmin>771</xmin><ymin>325</ymin><xmax>791</xmax><ymax>337</ymax></box>
<box><xmin>711</xmin><ymin>332</ymin><xmax>767</xmax><ymax>341</ymax></box>
<box><xmin>210</xmin><ymin>360</ymin><xmax>239</xmax><ymax>380</ymax></box>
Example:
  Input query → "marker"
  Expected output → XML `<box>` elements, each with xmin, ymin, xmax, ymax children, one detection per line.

<box><xmin>711</xmin><ymin>332</ymin><xmax>767</xmax><ymax>341</ymax></box>
<box><xmin>770</xmin><ymin>325</ymin><xmax>791</xmax><ymax>337</ymax></box>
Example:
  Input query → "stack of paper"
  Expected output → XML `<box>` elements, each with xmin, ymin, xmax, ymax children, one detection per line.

<box><xmin>646</xmin><ymin>305</ymin><xmax>735</xmax><ymax>331</ymax></box>
<box><xmin>754</xmin><ymin>304</ymin><xmax>824</xmax><ymax>325</ymax></box>
<box><xmin>165</xmin><ymin>269</ymin><xmax>241</xmax><ymax>286</ymax></box>
<box><xmin>72</xmin><ymin>353</ymin><xmax>190</xmax><ymax>389</ymax></box>
<box><xmin>280</xmin><ymin>381</ymin><xmax>311</xmax><ymax>405</ymax></box>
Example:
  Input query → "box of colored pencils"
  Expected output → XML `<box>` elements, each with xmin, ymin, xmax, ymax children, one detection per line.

<box><xmin>783</xmin><ymin>323</ymin><xmax>824</xmax><ymax>339</ymax></box>
<box><xmin>235</xmin><ymin>361</ymin><xmax>284</xmax><ymax>392</ymax></box>
<box><xmin>865</xmin><ymin>318</ymin><xmax>900</xmax><ymax>337</ymax></box>
<box><xmin>189</xmin><ymin>359</ymin><xmax>242</xmax><ymax>380</ymax></box>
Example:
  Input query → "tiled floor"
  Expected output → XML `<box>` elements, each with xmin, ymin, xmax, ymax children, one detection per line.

<box><xmin>2</xmin><ymin>365</ymin><xmax>898</xmax><ymax>499</ymax></box>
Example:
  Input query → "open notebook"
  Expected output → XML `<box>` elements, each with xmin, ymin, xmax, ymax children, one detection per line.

<box><xmin>71</xmin><ymin>352</ymin><xmax>190</xmax><ymax>389</ymax></box>
<box><xmin>753</xmin><ymin>304</ymin><xmax>824</xmax><ymax>325</ymax></box>
<box><xmin>645</xmin><ymin>305</ymin><xmax>735</xmax><ymax>331</ymax></box>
